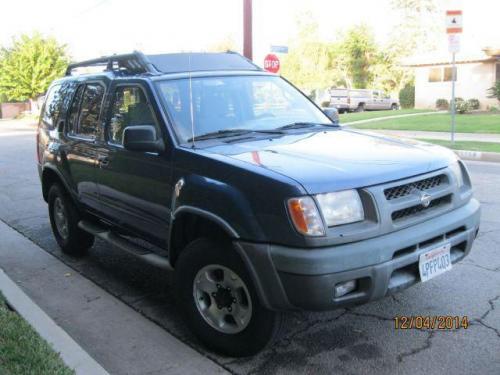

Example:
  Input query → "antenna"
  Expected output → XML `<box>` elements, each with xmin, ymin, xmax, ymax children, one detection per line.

<box><xmin>188</xmin><ymin>54</ymin><xmax>196</xmax><ymax>148</ymax></box>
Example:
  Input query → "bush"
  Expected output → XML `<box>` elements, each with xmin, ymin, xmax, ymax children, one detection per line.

<box><xmin>398</xmin><ymin>84</ymin><xmax>415</xmax><ymax>108</ymax></box>
<box><xmin>456</xmin><ymin>100</ymin><xmax>470</xmax><ymax>114</ymax></box>
<box><xmin>467</xmin><ymin>98</ymin><xmax>480</xmax><ymax>110</ymax></box>
<box><xmin>436</xmin><ymin>98</ymin><xmax>449</xmax><ymax>110</ymax></box>
<box><xmin>487</xmin><ymin>81</ymin><xmax>500</xmax><ymax>102</ymax></box>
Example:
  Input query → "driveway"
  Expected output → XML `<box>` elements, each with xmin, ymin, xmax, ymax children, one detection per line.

<box><xmin>0</xmin><ymin>125</ymin><xmax>498</xmax><ymax>375</ymax></box>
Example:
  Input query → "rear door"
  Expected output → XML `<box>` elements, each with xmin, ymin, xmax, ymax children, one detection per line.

<box><xmin>63</xmin><ymin>82</ymin><xmax>106</xmax><ymax>211</ymax></box>
<box><xmin>95</xmin><ymin>83</ymin><xmax>173</xmax><ymax>244</ymax></box>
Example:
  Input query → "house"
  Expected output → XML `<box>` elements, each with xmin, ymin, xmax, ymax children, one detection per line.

<box><xmin>404</xmin><ymin>48</ymin><xmax>500</xmax><ymax>110</ymax></box>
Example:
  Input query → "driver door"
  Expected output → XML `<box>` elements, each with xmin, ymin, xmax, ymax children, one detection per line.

<box><xmin>95</xmin><ymin>83</ymin><xmax>173</xmax><ymax>245</ymax></box>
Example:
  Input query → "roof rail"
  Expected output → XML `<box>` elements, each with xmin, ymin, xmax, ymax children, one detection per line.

<box><xmin>65</xmin><ymin>51</ymin><xmax>159</xmax><ymax>76</ymax></box>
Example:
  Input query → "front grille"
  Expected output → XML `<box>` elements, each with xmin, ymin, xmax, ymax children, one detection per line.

<box><xmin>391</xmin><ymin>194</ymin><xmax>452</xmax><ymax>221</ymax></box>
<box><xmin>384</xmin><ymin>174</ymin><xmax>446</xmax><ymax>200</ymax></box>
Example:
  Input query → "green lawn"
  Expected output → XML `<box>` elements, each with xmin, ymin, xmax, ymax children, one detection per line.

<box><xmin>418</xmin><ymin>139</ymin><xmax>500</xmax><ymax>153</ymax></box>
<box><xmin>351</xmin><ymin>113</ymin><xmax>500</xmax><ymax>133</ymax></box>
<box><xmin>0</xmin><ymin>293</ymin><xmax>74</xmax><ymax>375</ymax></box>
<box><xmin>340</xmin><ymin>108</ymin><xmax>434</xmax><ymax>122</ymax></box>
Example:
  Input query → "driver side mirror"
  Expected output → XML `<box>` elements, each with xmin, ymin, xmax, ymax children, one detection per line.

<box><xmin>123</xmin><ymin>125</ymin><xmax>165</xmax><ymax>153</ymax></box>
<box><xmin>322</xmin><ymin>108</ymin><xmax>339</xmax><ymax>125</ymax></box>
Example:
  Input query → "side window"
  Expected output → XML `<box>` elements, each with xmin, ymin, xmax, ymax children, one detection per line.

<box><xmin>108</xmin><ymin>86</ymin><xmax>156</xmax><ymax>145</ymax></box>
<box><xmin>77</xmin><ymin>84</ymin><xmax>105</xmax><ymax>138</ymax></box>
<box><xmin>41</xmin><ymin>84</ymin><xmax>63</xmax><ymax>129</ymax></box>
<box><xmin>67</xmin><ymin>85</ymin><xmax>85</xmax><ymax>135</ymax></box>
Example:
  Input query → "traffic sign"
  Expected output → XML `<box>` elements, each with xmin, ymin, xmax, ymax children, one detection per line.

<box><xmin>264</xmin><ymin>54</ymin><xmax>280</xmax><ymax>73</ymax></box>
<box><xmin>446</xmin><ymin>10</ymin><xmax>463</xmax><ymax>34</ymax></box>
<box><xmin>448</xmin><ymin>34</ymin><xmax>460</xmax><ymax>53</ymax></box>
<box><xmin>270</xmin><ymin>45</ymin><xmax>289</xmax><ymax>54</ymax></box>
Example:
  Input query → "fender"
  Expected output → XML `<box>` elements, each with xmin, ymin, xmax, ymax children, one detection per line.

<box><xmin>41</xmin><ymin>164</ymin><xmax>77</xmax><ymax>202</ymax></box>
<box><xmin>169</xmin><ymin>175</ymin><xmax>267</xmax><ymax>243</ymax></box>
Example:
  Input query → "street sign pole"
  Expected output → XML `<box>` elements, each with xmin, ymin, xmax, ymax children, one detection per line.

<box><xmin>446</xmin><ymin>9</ymin><xmax>462</xmax><ymax>144</ymax></box>
<box><xmin>451</xmin><ymin>52</ymin><xmax>456</xmax><ymax>143</ymax></box>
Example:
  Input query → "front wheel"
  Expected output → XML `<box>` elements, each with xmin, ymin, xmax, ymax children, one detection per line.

<box><xmin>175</xmin><ymin>238</ymin><xmax>282</xmax><ymax>357</ymax></box>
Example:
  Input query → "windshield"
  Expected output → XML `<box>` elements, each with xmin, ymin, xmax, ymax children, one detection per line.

<box><xmin>156</xmin><ymin>75</ymin><xmax>332</xmax><ymax>143</ymax></box>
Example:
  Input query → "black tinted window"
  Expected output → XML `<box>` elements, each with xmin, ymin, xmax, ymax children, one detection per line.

<box><xmin>108</xmin><ymin>86</ymin><xmax>156</xmax><ymax>145</ymax></box>
<box><xmin>67</xmin><ymin>85</ymin><xmax>85</xmax><ymax>136</ymax></box>
<box><xmin>77</xmin><ymin>84</ymin><xmax>105</xmax><ymax>138</ymax></box>
<box><xmin>41</xmin><ymin>84</ymin><xmax>63</xmax><ymax>129</ymax></box>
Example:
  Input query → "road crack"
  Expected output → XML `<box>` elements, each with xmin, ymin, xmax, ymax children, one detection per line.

<box><xmin>245</xmin><ymin>310</ymin><xmax>349</xmax><ymax>375</ymax></box>
<box><xmin>397</xmin><ymin>330</ymin><xmax>435</xmax><ymax>362</ymax></box>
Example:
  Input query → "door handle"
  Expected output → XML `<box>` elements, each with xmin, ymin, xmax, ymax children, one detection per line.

<box><xmin>98</xmin><ymin>155</ymin><xmax>109</xmax><ymax>168</ymax></box>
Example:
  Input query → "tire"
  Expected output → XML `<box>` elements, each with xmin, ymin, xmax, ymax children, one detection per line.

<box><xmin>175</xmin><ymin>238</ymin><xmax>283</xmax><ymax>357</ymax></box>
<box><xmin>48</xmin><ymin>183</ymin><xmax>94</xmax><ymax>256</ymax></box>
<box><xmin>356</xmin><ymin>103</ymin><xmax>365</xmax><ymax>112</ymax></box>
<box><xmin>391</xmin><ymin>103</ymin><xmax>398</xmax><ymax>110</ymax></box>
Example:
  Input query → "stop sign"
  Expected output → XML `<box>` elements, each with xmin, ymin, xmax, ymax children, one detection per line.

<box><xmin>263</xmin><ymin>54</ymin><xmax>280</xmax><ymax>73</ymax></box>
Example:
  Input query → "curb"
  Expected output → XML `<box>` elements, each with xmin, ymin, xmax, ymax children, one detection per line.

<box><xmin>454</xmin><ymin>149</ymin><xmax>500</xmax><ymax>163</ymax></box>
<box><xmin>0</xmin><ymin>268</ymin><xmax>109</xmax><ymax>375</ymax></box>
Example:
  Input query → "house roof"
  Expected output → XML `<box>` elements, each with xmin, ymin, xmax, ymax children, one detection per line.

<box><xmin>402</xmin><ymin>49</ymin><xmax>499</xmax><ymax>67</ymax></box>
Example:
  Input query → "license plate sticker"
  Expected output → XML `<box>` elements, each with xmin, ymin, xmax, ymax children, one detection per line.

<box><xmin>419</xmin><ymin>243</ymin><xmax>452</xmax><ymax>282</ymax></box>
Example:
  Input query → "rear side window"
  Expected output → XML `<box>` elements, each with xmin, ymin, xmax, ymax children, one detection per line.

<box><xmin>67</xmin><ymin>83</ymin><xmax>105</xmax><ymax>138</ymax></box>
<box><xmin>41</xmin><ymin>84</ymin><xmax>63</xmax><ymax>129</ymax></box>
<box><xmin>107</xmin><ymin>86</ymin><xmax>156</xmax><ymax>145</ymax></box>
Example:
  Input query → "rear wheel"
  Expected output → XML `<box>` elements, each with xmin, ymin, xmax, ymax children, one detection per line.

<box><xmin>175</xmin><ymin>238</ymin><xmax>282</xmax><ymax>357</ymax></box>
<box><xmin>48</xmin><ymin>184</ymin><xmax>94</xmax><ymax>256</ymax></box>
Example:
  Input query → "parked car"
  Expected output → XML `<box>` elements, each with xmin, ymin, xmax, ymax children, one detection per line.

<box><xmin>37</xmin><ymin>51</ymin><xmax>480</xmax><ymax>357</ymax></box>
<box><xmin>329</xmin><ymin>88</ymin><xmax>400</xmax><ymax>112</ymax></box>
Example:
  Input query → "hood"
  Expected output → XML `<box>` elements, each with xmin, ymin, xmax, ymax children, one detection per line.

<box><xmin>202</xmin><ymin>129</ymin><xmax>456</xmax><ymax>194</ymax></box>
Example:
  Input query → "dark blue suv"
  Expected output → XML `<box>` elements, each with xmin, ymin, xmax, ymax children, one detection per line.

<box><xmin>37</xmin><ymin>51</ymin><xmax>480</xmax><ymax>356</ymax></box>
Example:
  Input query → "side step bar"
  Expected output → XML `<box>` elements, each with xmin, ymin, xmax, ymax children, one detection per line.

<box><xmin>78</xmin><ymin>220</ymin><xmax>174</xmax><ymax>271</ymax></box>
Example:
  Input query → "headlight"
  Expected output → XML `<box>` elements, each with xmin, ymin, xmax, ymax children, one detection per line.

<box><xmin>316</xmin><ymin>189</ymin><xmax>364</xmax><ymax>226</ymax></box>
<box><xmin>449</xmin><ymin>160</ymin><xmax>464</xmax><ymax>188</ymax></box>
<box><xmin>287</xmin><ymin>197</ymin><xmax>325</xmax><ymax>236</ymax></box>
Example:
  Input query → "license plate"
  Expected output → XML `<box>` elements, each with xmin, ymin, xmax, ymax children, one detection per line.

<box><xmin>418</xmin><ymin>243</ymin><xmax>452</xmax><ymax>282</ymax></box>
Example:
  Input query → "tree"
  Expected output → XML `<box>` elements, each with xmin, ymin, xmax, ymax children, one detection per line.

<box><xmin>280</xmin><ymin>13</ymin><xmax>343</xmax><ymax>91</ymax></box>
<box><xmin>0</xmin><ymin>33</ymin><xmax>69</xmax><ymax>109</ymax></box>
<box><xmin>339</xmin><ymin>25</ymin><xmax>378</xmax><ymax>89</ymax></box>
<box><xmin>389</xmin><ymin>0</ymin><xmax>440</xmax><ymax>56</ymax></box>
<box><xmin>207</xmin><ymin>35</ymin><xmax>238</xmax><ymax>53</ymax></box>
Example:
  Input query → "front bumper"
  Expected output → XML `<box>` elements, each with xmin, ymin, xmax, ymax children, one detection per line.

<box><xmin>236</xmin><ymin>198</ymin><xmax>480</xmax><ymax>311</ymax></box>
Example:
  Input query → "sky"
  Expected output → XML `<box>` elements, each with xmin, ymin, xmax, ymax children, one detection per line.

<box><xmin>0</xmin><ymin>0</ymin><xmax>498</xmax><ymax>66</ymax></box>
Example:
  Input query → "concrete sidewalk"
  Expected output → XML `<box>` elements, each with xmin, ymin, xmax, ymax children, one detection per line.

<box><xmin>0</xmin><ymin>219</ymin><xmax>228</xmax><ymax>375</ymax></box>
<box><xmin>364</xmin><ymin>129</ymin><xmax>500</xmax><ymax>143</ymax></box>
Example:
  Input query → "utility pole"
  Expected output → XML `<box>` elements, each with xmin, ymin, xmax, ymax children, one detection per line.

<box><xmin>243</xmin><ymin>0</ymin><xmax>253</xmax><ymax>60</ymax></box>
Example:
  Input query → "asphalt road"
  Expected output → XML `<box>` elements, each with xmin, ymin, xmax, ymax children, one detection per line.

<box><xmin>0</xmin><ymin>125</ymin><xmax>498</xmax><ymax>375</ymax></box>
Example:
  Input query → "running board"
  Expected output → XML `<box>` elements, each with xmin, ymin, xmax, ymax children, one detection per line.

<box><xmin>78</xmin><ymin>220</ymin><xmax>173</xmax><ymax>271</ymax></box>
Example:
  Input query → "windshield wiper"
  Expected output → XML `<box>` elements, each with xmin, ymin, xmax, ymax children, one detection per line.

<box><xmin>275</xmin><ymin>122</ymin><xmax>336</xmax><ymax>130</ymax></box>
<box><xmin>187</xmin><ymin>128</ymin><xmax>284</xmax><ymax>142</ymax></box>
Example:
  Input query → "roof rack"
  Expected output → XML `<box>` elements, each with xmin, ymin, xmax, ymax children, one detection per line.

<box><xmin>65</xmin><ymin>51</ymin><xmax>159</xmax><ymax>76</ymax></box>
<box><xmin>65</xmin><ymin>50</ymin><xmax>262</xmax><ymax>77</ymax></box>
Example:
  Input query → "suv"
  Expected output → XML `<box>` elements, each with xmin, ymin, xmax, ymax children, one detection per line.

<box><xmin>37</xmin><ymin>52</ymin><xmax>480</xmax><ymax>357</ymax></box>
<box><xmin>329</xmin><ymin>88</ymin><xmax>400</xmax><ymax>112</ymax></box>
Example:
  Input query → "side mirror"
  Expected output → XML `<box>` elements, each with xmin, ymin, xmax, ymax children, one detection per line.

<box><xmin>322</xmin><ymin>108</ymin><xmax>339</xmax><ymax>125</ymax></box>
<box><xmin>123</xmin><ymin>125</ymin><xmax>165</xmax><ymax>153</ymax></box>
